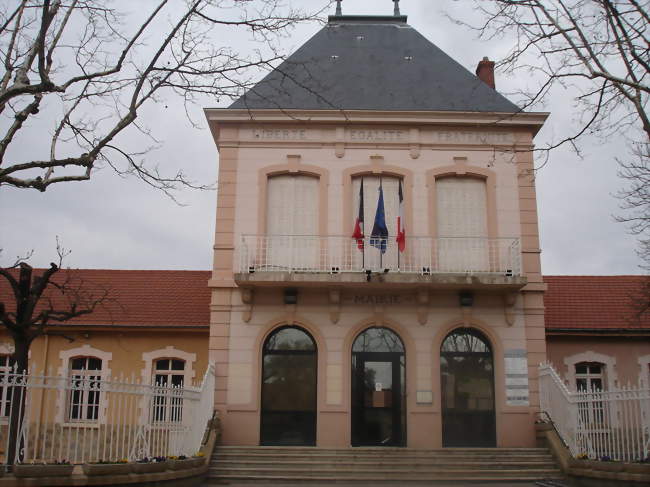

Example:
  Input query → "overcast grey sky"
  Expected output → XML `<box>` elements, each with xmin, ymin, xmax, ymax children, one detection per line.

<box><xmin>0</xmin><ymin>0</ymin><xmax>642</xmax><ymax>275</ymax></box>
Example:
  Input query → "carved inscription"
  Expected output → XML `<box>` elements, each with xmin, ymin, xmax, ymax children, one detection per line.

<box><xmin>252</xmin><ymin>128</ymin><xmax>307</xmax><ymax>140</ymax></box>
<box><xmin>430</xmin><ymin>130</ymin><xmax>514</xmax><ymax>145</ymax></box>
<box><xmin>349</xmin><ymin>129</ymin><xmax>405</xmax><ymax>142</ymax></box>
<box><xmin>349</xmin><ymin>295</ymin><xmax>406</xmax><ymax>305</ymax></box>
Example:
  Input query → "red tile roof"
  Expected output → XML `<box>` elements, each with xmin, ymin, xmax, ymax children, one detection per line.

<box><xmin>0</xmin><ymin>268</ymin><xmax>211</xmax><ymax>328</ymax></box>
<box><xmin>2</xmin><ymin>269</ymin><xmax>648</xmax><ymax>331</ymax></box>
<box><xmin>544</xmin><ymin>275</ymin><xmax>650</xmax><ymax>331</ymax></box>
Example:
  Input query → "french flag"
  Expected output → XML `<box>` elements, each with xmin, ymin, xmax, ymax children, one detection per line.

<box><xmin>352</xmin><ymin>178</ymin><xmax>364</xmax><ymax>250</ymax></box>
<box><xmin>396</xmin><ymin>179</ymin><xmax>405</xmax><ymax>252</ymax></box>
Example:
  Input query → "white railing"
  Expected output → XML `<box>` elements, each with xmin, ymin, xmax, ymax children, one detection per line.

<box><xmin>0</xmin><ymin>363</ymin><xmax>215</xmax><ymax>464</ymax></box>
<box><xmin>539</xmin><ymin>363</ymin><xmax>650</xmax><ymax>462</ymax></box>
<box><xmin>238</xmin><ymin>235</ymin><xmax>521</xmax><ymax>276</ymax></box>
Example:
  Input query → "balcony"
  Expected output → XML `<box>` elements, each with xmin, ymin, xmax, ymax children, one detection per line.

<box><xmin>235</xmin><ymin>235</ymin><xmax>525</xmax><ymax>290</ymax></box>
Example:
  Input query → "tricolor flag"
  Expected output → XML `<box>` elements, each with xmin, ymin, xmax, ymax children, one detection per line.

<box><xmin>396</xmin><ymin>179</ymin><xmax>405</xmax><ymax>252</ymax></box>
<box><xmin>369</xmin><ymin>181</ymin><xmax>388</xmax><ymax>254</ymax></box>
<box><xmin>351</xmin><ymin>178</ymin><xmax>364</xmax><ymax>249</ymax></box>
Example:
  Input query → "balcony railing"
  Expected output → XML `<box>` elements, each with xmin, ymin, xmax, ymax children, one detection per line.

<box><xmin>238</xmin><ymin>235</ymin><xmax>521</xmax><ymax>276</ymax></box>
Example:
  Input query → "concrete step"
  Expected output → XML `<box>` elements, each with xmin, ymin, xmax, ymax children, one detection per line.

<box><xmin>207</xmin><ymin>474</ymin><xmax>565</xmax><ymax>485</ymax></box>
<box><xmin>210</xmin><ymin>467</ymin><xmax>562</xmax><ymax>478</ymax></box>
<box><xmin>214</xmin><ymin>460</ymin><xmax>559</xmax><ymax>470</ymax></box>
<box><xmin>207</xmin><ymin>447</ymin><xmax>565</xmax><ymax>484</ymax></box>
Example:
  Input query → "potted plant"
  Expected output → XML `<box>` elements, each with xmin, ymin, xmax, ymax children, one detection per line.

<box><xmin>14</xmin><ymin>460</ymin><xmax>74</xmax><ymax>478</ymax></box>
<box><xmin>131</xmin><ymin>456</ymin><xmax>169</xmax><ymax>474</ymax></box>
<box><xmin>82</xmin><ymin>459</ymin><xmax>131</xmax><ymax>476</ymax></box>
<box><xmin>168</xmin><ymin>453</ymin><xmax>205</xmax><ymax>470</ymax></box>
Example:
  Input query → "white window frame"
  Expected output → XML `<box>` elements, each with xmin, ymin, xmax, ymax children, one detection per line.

<box><xmin>563</xmin><ymin>351</ymin><xmax>618</xmax><ymax>391</ymax></box>
<box><xmin>0</xmin><ymin>352</ymin><xmax>13</xmax><ymax>420</ymax></box>
<box><xmin>141</xmin><ymin>347</ymin><xmax>196</xmax><ymax>425</ymax></box>
<box><xmin>574</xmin><ymin>362</ymin><xmax>605</xmax><ymax>392</ymax></box>
<box><xmin>57</xmin><ymin>345</ymin><xmax>112</xmax><ymax>425</ymax></box>
<box><xmin>638</xmin><ymin>354</ymin><xmax>650</xmax><ymax>388</ymax></box>
<box><xmin>67</xmin><ymin>356</ymin><xmax>103</xmax><ymax>423</ymax></box>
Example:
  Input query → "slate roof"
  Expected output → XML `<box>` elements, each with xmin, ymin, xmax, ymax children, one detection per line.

<box><xmin>544</xmin><ymin>275</ymin><xmax>650</xmax><ymax>331</ymax></box>
<box><xmin>229</xmin><ymin>15</ymin><xmax>520</xmax><ymax>112</ymax></box>
<box><xmin>0</xmin><ymin>269</ymin><xmax>211</xmax><ymax>328</ymax></box>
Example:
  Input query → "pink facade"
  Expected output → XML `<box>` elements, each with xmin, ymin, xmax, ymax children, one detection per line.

<box><xmin>204</xmin><ymin>10</ymin><xmax>553</xmax><ymax>449</ymax></box>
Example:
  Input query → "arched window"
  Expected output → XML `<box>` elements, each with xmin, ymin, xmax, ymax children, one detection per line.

<box><xmin>351</xmin><ymin>327</ymin><xmax>406</xmax><ymax>446</ymax></box>
<box><xmin>440</xmin><ymin>328</ymin><xmax>495</xmax><ymax>447</ymax></box>
<box><xmin>68</xmin><ymin>356</ymin><xmax>102</xmax><ymax>422</ymax></box>
<box><xmin>261</xmin><ymin>326</ymin><xmax>317</xmax><ymax>445</ymax></box>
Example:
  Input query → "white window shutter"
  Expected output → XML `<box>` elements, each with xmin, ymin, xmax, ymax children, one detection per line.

<box><xmin>436</xmin><ymin>177</ymin><xmax>488</xmax><ymax>272</ymax></box>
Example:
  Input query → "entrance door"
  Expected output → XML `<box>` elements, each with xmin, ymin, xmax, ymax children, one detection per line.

<box><xmin>261</xmin><ymin>326</ymin><xmax>317</xmax><ymax>445</ymax></box>
<box><xmin>351</xmin><ymin>327</ymin><xmax>405</xmax><ymax>446</ymax></box>
<box><xmin>440</xmin><ymin>328</ymin><xmax>496</xmax><ymax>447</ymax></box>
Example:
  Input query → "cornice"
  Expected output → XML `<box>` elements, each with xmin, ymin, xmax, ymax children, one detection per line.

<box><xmin>204</xmin><ymin>108</ymin><xmax>549</xmax><ymax>132</ymax></box>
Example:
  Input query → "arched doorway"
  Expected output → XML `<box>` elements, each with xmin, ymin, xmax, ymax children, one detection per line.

<box><xmin>260</xmin><ymin>326</ymin><xmax>317</xmax><ymax>445</ymax></box>
<box><xmin>351</xmin><ymin>327</ymin><xmax>406</xmax><ymax>446</ymax></box>
<box><xmin>440</xmin><ymin>328</ymin><xmax>496</xmax><ymax>447</ymax></box>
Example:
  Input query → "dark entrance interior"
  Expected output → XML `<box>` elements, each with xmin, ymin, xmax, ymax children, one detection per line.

<box><xmin>440</xmin><ymin>328</ymin><xmax>496</xmax><ymax>447</ymax></box>
<box><xmin>351</xmin><ymin>327</ymin><xmax>405</xmax><ymax>446</ymax></box>
<box><xmin>261</xmin><ymin>326</ymin><xmax>316</xmax><ymax>445</ymax></box>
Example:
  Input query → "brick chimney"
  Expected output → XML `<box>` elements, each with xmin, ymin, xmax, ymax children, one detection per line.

<box><xmin>475</xmin><ymin>57</ymin><xmax>495</xmax><ymax>89</ymax></box>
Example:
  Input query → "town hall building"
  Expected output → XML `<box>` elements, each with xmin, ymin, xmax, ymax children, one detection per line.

<box><xmin>204</xmin><ymin>3</ymin><xmax>549</xmax><ymax>449</ymax></box>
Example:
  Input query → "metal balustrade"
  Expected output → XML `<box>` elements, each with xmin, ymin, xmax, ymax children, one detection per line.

<box><xmin>238</xmin><ymin>235</ymin><xmax>521</xmax><ymax>276</ymax></box>
<box><xmin>0</xmin><ymin>363</ymin><xmax>215</xmax><ymax>464</ymax></box>
<box><xmin>539</xmin><ymin>363</ymin><xmax>650</xmax><ymax>462</ymax></box>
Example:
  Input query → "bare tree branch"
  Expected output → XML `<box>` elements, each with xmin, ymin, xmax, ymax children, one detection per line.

<box><xmin>0</xmin><ymin>0</ymin><xmax>330</xmax><ymax>194</ymax></box>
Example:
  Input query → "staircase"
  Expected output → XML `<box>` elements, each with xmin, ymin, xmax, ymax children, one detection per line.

<box><xmin>207</xmin><ymin>446</ymin><xmax>565</xmax><ymax>485</ymax></box>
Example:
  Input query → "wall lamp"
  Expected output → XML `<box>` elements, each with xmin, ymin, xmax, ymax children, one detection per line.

<box><xmin>284</xmin><ymin>288</ymin><xmax>298</xmax><ymax>305</ymax></box>
<box><xmin>459</xmin><ymin>291</ymin><xmax>474</xmax><ymax>307</ymax></box>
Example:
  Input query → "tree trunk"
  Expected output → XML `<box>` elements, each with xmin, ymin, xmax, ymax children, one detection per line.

<box><xmin>7</xmin><ymin>335</ymin><xmax>31</xmax><ymax>466</ymax></box>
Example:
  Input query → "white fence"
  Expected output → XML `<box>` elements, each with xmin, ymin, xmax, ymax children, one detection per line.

<box><xmin>0</xmin><ymin>363</ymin><xmax>215</xmax><ymax>464</ymax></box>
<box><xmin>239</xmin><ymin>235</ymin><xmax>521</xmax><ymax>276</ymax></box>
<box><xmin>539</xmin><ymin>363</ymin><xmax>650</xmax><ymax>462</ymax></box>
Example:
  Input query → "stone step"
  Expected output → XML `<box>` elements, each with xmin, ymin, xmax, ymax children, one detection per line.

<box><xmin>215</xmin><ymin>460</ymin><xmax>558</xmax><ymax>469</ymax></box>
<box><xmin>210</xmin><ymin>467</ymin><xmax>563</xmax><ymax>479</ymax></box>
<box><xmin>208</xmin><ymin>474</ymin><xmax>565</xmax><ymax>484</ymax></box>
<box><xmin>217</xmin><ymin>446</ymin><xmax>548</xmax><ymax>455</ymax></box>
<box><xmin>208</xmin><ymin>447</ymin><xmax>565</xmax><ymax>484</ymax></box>
<box><xmin>214</xmin><ymin>451</ymin><xmax>554</xmax><ymax>459</ymax></box>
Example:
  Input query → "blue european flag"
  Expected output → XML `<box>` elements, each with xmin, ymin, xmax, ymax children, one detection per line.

<box><xmin>370</xmin><ymin>184</ymin><xmax>388</xmax><ymax>253</ymax></box>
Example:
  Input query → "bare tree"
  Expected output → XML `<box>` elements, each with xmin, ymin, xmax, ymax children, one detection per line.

<box><xmin>451</xmin><ymin>0</ymin><xmax>648</xmax><ymax>151</ymax></box>
<box><xmin>451</xmin><ymin>1</ymin><xmax>649</xmax><ymax>266</ymax></box>
<box><xmin>0</xmin><ymin>245</ymin><xmax>111</xmax><ymax>464</ymax></box>
<box><xmin>0</xmin><ymin>0</ymin><xmax>328</xmax><ymax>196</ymax></box>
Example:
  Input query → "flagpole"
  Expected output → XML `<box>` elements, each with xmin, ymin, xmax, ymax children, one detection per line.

<box><xmin>397</xmin><ymin>179</ymin><xmax>401</xmax><ymax>271</ymax></box>
<box><xmin>379</xmin><ymin>176</ymin><xmax>383</xmax><ymax>270</ymax></box>
<box><xmin>361</xmin><ymin>177</ymin><xmax>365</xmax><ymax>270</ymax></box>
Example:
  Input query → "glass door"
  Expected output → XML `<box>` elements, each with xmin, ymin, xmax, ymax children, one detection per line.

<box><xmin>440</xmin><ymin>328</ymin><xmax>496</xmax><ymax>447</ymax></box>
<box><xmin>352</xmin><ymin>352</ymin><xmax>405</xmax><ymax>446</ymax></box>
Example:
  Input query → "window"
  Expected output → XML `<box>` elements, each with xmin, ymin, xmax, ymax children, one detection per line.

<box><xmin>575</xmin><ymin>362</ymin><xmax>604</xmax><ymax>392</ymax></box>
<box><xmin>0</xmin><ymin>355</ymin><xmax>14</xmax><ymax>418</ymax></box>
<box><xmin>152</xmin><ymin>358</ymin><xmax>185</xmax><ymax>423</ymax></box>
<box><xmin>351</xmin><ymin>175</ymin><xmax>402</xmax><ymax>269</ymax></box>
<box><xmin>68</xmin><ymin>356</ymin><xmax>102</xmax><ymax>422</ymax></box>
<box><xmin>436</xmin><ymin>176</ymin><xmax>489</xmax><ymax>271</ymax></box>
<box><xmin>266</xmin><ymin>174</ymin><xmax>319</xmax><ymax>270</ymax></box>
